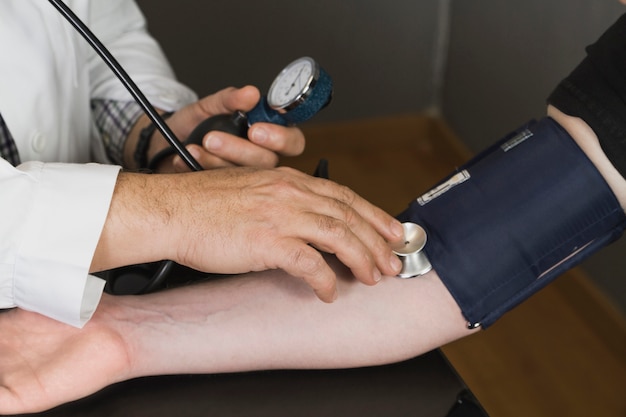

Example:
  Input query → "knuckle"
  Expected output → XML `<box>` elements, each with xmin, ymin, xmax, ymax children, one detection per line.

<box><xmin>334</xmin><ymin>182</ymin><xmax>357</xmax><ymax>205</ymax></box>
<box><xmin>314</xmin><ymin>275</ymin><xmax>336</xmax><ymax>296</ymax></box>
<box><xmin>290</xmin><ymin>246</ymin><xmax>325</xmax><ymax>277</ymax></box>
<box><xmin>271</xmin><ymin>177</ymin><xmax>298</xmax><ymax>196</ymax></box>
<box><xmin>328</xmin><ymin>197</ymin><xmax>357</xmax><ymax>227</ymax></box>
<box><xmin>262</xmin><ymin>153</ymin><xmax>280</xmax><ymax>168</ymax></box>
<box><xmin>275</xmin><ymin>166</ymin><xmax>300</xmax><ymax>176</ymax></box>
<box><xmin>317</xmin><ymin>216</ymin><xmax>349</xmax><ymax>240</ymax></box>
<box><xmin>278</xmin><ymin>129</ymin><xmax>305</xmax><ymax>156</ymax></box>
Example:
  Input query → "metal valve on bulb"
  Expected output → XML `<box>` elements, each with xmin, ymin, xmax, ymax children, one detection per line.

<box><xmin>391</xmin><ymin>222</ymin><xmax>432</xmax><ymax>278</ymax></box>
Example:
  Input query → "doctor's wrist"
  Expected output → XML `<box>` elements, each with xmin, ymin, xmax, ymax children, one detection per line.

<box><xmin>92</xmin><ymin>172</ymin><xmax>176</xmax><ymax>272</ymax></box>
<box><xmin>134</xmin><ymin>112</ymin><xmax>174</xmax><ymax>170</ymax></box>
<box><xmin>123</xmin><ymin>111</ymin><xmax>173</xmax><ymax>171</ymax></box>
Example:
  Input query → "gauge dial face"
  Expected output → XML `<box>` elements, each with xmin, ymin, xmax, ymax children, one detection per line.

<box><xmin>267</xmin><ymin>57</ymin><xmax>318</xmax><ymax>110</ymax></box>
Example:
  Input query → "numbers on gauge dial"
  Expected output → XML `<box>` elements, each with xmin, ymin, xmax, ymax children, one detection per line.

<box><xmin>268</xmin><ymin>58</ymin><xmax>315</xmax><ymax>109</ymax></box>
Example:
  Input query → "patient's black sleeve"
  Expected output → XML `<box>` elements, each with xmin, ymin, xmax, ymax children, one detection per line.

<box><xmin>548</xmin><ymin>13</ymin><xmax>626</xmax><ymax>178</ymax></box>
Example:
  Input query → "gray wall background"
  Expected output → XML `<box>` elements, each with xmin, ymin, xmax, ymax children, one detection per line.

<box><xmin>135</xmin><ymin>0</ymin><xmax>626</xmax><ymax>315</ymax></box>
<box><xmin>136</xmin><ymin>0</ymin><xmax>444</xmax><ymax>123</ymax></box>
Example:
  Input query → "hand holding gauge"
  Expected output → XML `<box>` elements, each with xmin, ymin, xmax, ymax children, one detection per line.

<box><xmin>182</xmin><ymin>56</ymin><xmax>333</xmax><ymax>148</ymax></box>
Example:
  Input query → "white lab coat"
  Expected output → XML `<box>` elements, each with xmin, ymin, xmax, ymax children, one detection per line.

<box><xmin>0</xmin><ymin>0</ymin><xmax>196</xmax><ymax>326</ymax></box>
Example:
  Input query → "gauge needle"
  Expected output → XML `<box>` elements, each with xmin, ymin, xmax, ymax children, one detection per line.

<box><xmin>285</xmin><ymin>66</ymin><xmax>305</xmax><ymax>96</ymax></box>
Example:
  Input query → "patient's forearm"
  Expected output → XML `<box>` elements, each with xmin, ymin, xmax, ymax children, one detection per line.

<box><xmin>95</xmin><ymin>107</ymin><xmax>626</xmax><ymax>379</ymax></box>
<box><xmin>104</xmin><ymin>256</ymin><xmax>472</xmax><ymax>379</ymax></box>
<box><xmin>0</xmin><ymin>261</ymin><xmax>471</xmax><ymax>415</ymax></box>
<box><xmin>108</xmin><ymin>108</ymin><xmax>626</xmax><ymax>380</ymax></box>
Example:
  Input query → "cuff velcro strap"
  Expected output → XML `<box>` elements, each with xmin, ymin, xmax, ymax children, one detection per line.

<box><xmin>397</xmin><ymin>117</ymin><xmax>626</xmax><ymax>328</ymax></box>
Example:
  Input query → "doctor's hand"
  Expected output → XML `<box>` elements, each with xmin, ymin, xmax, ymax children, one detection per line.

<box><xmin>92</xmin><ymin>167</ymin><xmax>405</xmax><ymax>302</ymax></box>
<box><xmin>125</xmin><ymin>86</ymin><xmax>306</xmax><ymax>172</ymax></box>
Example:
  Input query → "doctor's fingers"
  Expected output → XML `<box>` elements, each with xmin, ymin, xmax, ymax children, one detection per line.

<box><xmin>170</xmin><ymin>124</ymin><xmax>305</xmax><ymax>173</ymax></box>
<box><xmin>171</xmin><ymin>140</ymin><xmax>278</xmax><ymax>172</ymax></box>
<box><xmin>184</xmin><ymin>95</ymin><xmax>305</xmax><ymax>159</ymax></box>
<box><xmin>259</xmin><ymin>211</ymin><xmax>385</xmax><ymax>302</ymax></box>
<box><xmin>194</xmin><ymin>86</ymin><xmax>260</xmax><ymax>119</ymax></box>
<box><xmin>269</xmin><ymin>171</ymin><xmax>404</xmax><ymax>279</ymax></box>
<box><xmin>188</xmin><ymin>87</ymin><xmax>306</xmax><ymax>157</ymax></box>
<box><xmin>172</xmin><ymin>123</ymin><xmax>304</xmax><ymax>170</ymax></box>
<box><xmin>297</xmin><ymin>194</ymin><xmax>403</xmax><ymax>284</ymax></box>
<box><xmin>247</xmin><ymin>123</ymin><xmax>306</xmax><ymax>157</ymax></box>
<box><xmin>164</xmin><ymin>86</ymin><xmax>261</xmax><ymax>142</ymax></box>
<box><xmin>270</xmin><ymin>237</ymin><xmax>340</xmax><ymax>302</ymax></box>
<box><xmin>198</xmin><ymin>123</ymin><xmax>305</xmax><ymax>166</ymax></box>
<box><xmin>291</xmin><ymin>168</ymin><xmax>405</xmax><ymax>246</ymax></box>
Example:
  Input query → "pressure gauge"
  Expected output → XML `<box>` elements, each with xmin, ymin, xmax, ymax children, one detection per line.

<box><xmin>268</xmin><ymin>57</ymin><xmax>319</xmax><ymax>111</ymax></box>
<box><xmin>247</xmin><ymin>56</ymin><xmax>333</xmax><ymax>126</ymax></box>
<box><xmin>182</xmin><ymin>56</ymin><xmax>333</xmax><ymax>155</ymax></box>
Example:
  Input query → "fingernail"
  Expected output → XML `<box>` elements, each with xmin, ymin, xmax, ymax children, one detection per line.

<box><xmin>373</xmin><ymin>269</ymin><xmax>382</xmax><ymax>282</ymax></box>
<box><xmin>171</xmin><ymin>155</ymin><xmax>182</xmax><ymax>170</ymax></box>
<box><xmin>391</xmin><ymin>220</ymin><xmax>405</xmax><ymax>239</ymax></box>
<box><xmin>390</xmin><ymin>255</ymin><xmax>403</xmax><ymax>273</ymax></box>
<box><xmin>252</xmin><ymin>126</ymin><xmax>269</xmax><ymax>144</ymax></box>
<box><xmin>204</xmin><ymin>134</ymin><xmax>222</xmax><ymax>151</ymax></box>
<box><xmin>188</xmin><ymin>147</ymin><xmax>202</xmax><ymax>160</ymax></box>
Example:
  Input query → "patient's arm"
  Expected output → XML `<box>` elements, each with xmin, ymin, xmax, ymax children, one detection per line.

<box><xmin>2</xmin><ymin>108</ymin><xmax>625</xmax><ymax>415</ymax></box>
<box><xmin>0</xmin><ymin>258</ymin><xmax>471</xmax><ymax>415</ymax></box>
<box><xmin>124</xmin><ymin>257</ymin><xmax>470</xmax><ymax>375</ymax></box>
<box><xmin>4</xmin><ymin>102</ymin><xmax>626</xmax><ymax>415</ymax></box>
<box><xmin>548</xmin><ymin>105</ymin><xmax>626</xmax><ymax>208</ymax></box>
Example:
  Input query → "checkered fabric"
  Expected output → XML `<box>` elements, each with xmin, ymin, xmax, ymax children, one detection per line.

<box><xmin>0</xmin><ymin>113</ymin><xmax>20</xmax><ymax>166</ymax></box>
<box><xmin>91</xmin><ymin>99</ymin><xmax>143</xmax><ymax>165</ymax></box>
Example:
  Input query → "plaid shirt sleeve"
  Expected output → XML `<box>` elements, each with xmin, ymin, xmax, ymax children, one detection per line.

<box><xmin>91</xmin><ymin>99</ymin><xmax>144</xmax><ymax>166</ymax></box>
<box><xmin>0</xmin><ymin>113</ymin><xmax>21</xmax><ymax>166</ymax></box>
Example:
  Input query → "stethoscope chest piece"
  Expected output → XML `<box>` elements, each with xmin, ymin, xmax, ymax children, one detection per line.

<box><xmin>391</xmin><ymin>222</ymin><xmax>432</xmax><ymax>278</ymax></box>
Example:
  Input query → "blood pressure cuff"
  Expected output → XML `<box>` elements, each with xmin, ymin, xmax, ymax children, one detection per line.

<box><xmin>397</xmin><ymin>117</ymin><xmax>626</xmax><ymax>328</ymax></box>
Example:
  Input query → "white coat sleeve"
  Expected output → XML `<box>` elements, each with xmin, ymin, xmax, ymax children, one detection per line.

<box><xmin>0</xmin><ymin>159</ymin><xmax>120</xmax><ymax>327</ymax></box>
<box><xmin>86</xmin><ymin>0</ymin><xmax>197</xmax><ymax>111</ymax></box>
